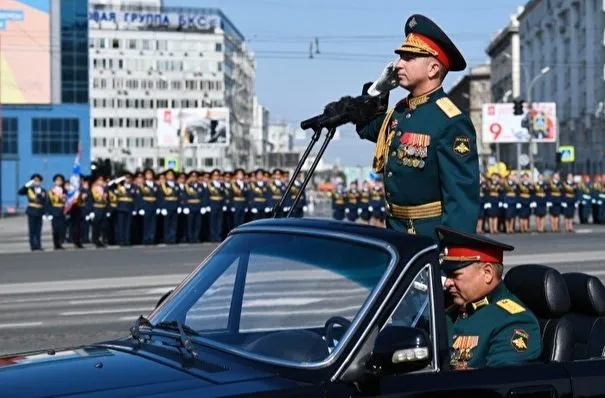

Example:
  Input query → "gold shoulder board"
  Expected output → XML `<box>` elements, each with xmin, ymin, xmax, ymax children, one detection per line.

<box><xmin>436</xmin><ymin>97</ymin><xmax>462</xmax><ymax>118</ymax></box>
<box><xmin>496</xmin><ymin>299</ymin><xmax>526</xmax><ymax>314</ymax></box>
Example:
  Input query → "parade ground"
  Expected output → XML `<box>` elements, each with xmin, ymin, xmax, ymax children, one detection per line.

<box><xmin>1</xmin><ymin>215</ymin><xmax>605</xmax><ymax>355</ymax></box>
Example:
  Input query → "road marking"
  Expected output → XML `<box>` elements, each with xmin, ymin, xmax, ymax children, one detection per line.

<box><xmin>0</xmin><ymin>321</ymin><xmax>43</xmax><ymax>329</ymax></box>
<box><xmin>60</xmin><ymin>308</ymin><xmax>152</xmax><ymax>316</ymax></box>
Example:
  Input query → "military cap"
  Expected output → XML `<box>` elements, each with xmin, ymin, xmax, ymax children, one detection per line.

<box><xmin>254</xmin><ymin>168</ymin><xmax>264</xmax><ymax>175</ymax></box>
<box><xmin>436</xmin><ymin>225</ymin><xmax>514</xmax><ymax>272</ymax></box>
<box><xmin>395</xmin><ymin>14</ymin><xmax>466</xmax><ymax>72</ymax></box>
<box><xmin>201</xmin><ymin>171</ymin><xmax>210</xmax><ymax>178</ymax></box>
<box><xmin>210</xmin><ymin>168</ymin><xmax>221</xmax><ymax>176</ymax></box>
<box><xmin>272</xmin><ymin>168</ymin><xmax>284</xmax><ymax>175</ymax></box>
<box><xmin>223</xmin><ymin>170</ymin><xmax>233</xmax><ymax>177</ymax></box>
<box><xmin>30</xmin><ymin>173</ymin><xmax>43</xmax><ymax>181</ymax></box>
<box><xmin>135</xmin><ymin>170</ymin><xmax>144</xmax><ymax>178</ymax></box>
<box><xmin>233</xmin><ymin>168</ymin><xmax>245</xmax><ymax>175</ymax></box>
<box><xmin>122</xmin><ymin>170</ymin><xmax>133</xmax><ymax>177</ymax></box>
<box><xmin>187</xmin><ymin>170</ymin><xmax>199</xmax><ymax>178</ymax></box>
<box><xmin>52</xmin><ymin>173</ymin><xmax>65</xmax><ymax>182</ymax></box>
<box><xmin>163</xmin><ymin>169</ymin><xmax>176</xmax><ymax>178</ymax></box>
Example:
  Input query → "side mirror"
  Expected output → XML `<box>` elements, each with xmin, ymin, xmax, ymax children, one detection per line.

<box><xmin>155</xmin><ymin>289</ymin><xmax>173</xmax><ymax>309</ymax></box>
<box><xmin>366</xmin><ymin>326</ymin><xmax>431</xmax><ymax>375</ymax></box>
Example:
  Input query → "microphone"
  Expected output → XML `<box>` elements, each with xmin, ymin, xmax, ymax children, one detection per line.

<box><xmin>366</xmin><ymin>60</ymin><xmax>399</xmax><ymax>97</ymax></box>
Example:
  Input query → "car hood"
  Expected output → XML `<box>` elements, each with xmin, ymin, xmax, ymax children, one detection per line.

<box><xmin>0</xmin><ymin>340</ymin><xmax>301</xmax><ymax>397</ymax></box>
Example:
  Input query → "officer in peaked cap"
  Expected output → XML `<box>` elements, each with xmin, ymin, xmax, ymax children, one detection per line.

<box><xmin>436</xmin><ymin>226</ymin><xmax>541</xmax><ymax>370</ymax></box>
<box><xmin>18</xmin><ymin>173</ymin><xmax>46</xmax><ymax>251</ymax></box>
<box><xmin>348</xmin><ymin>14</ymin><xmax>479</xmax><ymax>241</ymax></box>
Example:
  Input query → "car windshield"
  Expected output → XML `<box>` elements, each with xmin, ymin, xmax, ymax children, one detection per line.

<box><xmin>151</xmin><ymin>231</ymin><xmax>393</xmax><ymax>366</ymax></box>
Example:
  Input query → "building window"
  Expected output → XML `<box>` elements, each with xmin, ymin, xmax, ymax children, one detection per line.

<box><xmin>204</xmin><ymin>158</ymin><xmax>213</xmax><ymax>167</ymax></box>
<box><xmin>32</xmin><ymin>118</ymin><xmax>79</xmax><ymax>155</ymax></box>
<box><xmin>217</xmin><ymin>62</ymin><xmax>222</xmax><ymax>72</ymax></box>
<box><xmin>215</xmin><ymin>43</ymin><xmax>222</xmax><ymax>52</ymax></box>
<box><xmin>1</xmin><ymin>117</ymin><xmax>18</xmax><ymax>155</ymax></box>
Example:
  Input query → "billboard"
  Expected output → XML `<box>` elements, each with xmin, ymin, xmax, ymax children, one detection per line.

<box><xmin>482</xmin><ymin>102</ymin><xmax>557</xmax><ymax>143</ymax></box>
<box><xmin>156</xmin><ymin>108</ymin><xmax>230</xmax><ymax>148</ymax></box>
<box><xmin>0</xmin><ymin>0</ymin><xmax>50</xmax><ymax>104</ymax></box>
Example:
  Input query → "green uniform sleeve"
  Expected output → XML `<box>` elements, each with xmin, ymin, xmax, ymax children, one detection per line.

<box><xmin>436</xmin><ymin>116</ymin><xmax>480</xmax><ymax>235</ymax></box>
<box><xmin>485</xmin><ymin>317</ymin><xmax>542</xmax><ymax>367</ymax></box>
<box><xmin>355</xmin><ymin>113</ymin><xmax>387</xmax><ymax>143</ymax></box>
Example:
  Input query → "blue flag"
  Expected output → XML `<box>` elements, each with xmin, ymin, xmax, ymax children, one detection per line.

<box><xmin>63</xmin><ymin>152</ymin><xmax>81</xmax><ymax>215</ymax></box>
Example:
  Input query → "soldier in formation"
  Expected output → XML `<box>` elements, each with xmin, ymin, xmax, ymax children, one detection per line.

<box><xmin>16</xmin><ymin>167</ymin><xmax>308</xmax><ymax>251</ymax></box>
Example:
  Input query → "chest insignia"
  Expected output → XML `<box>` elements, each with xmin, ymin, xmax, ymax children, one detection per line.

<box><xmin>453</xmin><ymin>136</ymin><xmax>471</xmax><ymax>156</ymax></box>
<box><xmin>436</xmin><ymin>97</ymin><xmax>461</xmax><ymax>118</ymax></box>
<box><xmin>496</xmin><ymin>299</ymin><xmax>526</xmax><ymax>314</ymax></box>
<box><xmin>511</xmin><ymin>329</ymin><xmax>529</xmax><ymax>352</ymax></box>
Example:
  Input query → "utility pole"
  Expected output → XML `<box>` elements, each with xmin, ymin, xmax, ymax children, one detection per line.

<box><xmin>525</xmin><ymin>66</ymin><xmax>551</xmax><ymax>183</ymax></box>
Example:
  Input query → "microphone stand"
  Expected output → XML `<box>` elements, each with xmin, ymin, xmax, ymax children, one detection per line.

<box><xmin>272</xmin><ymin>126</ymin><xmax>323</xmax><ymax>218</ymax></box>
<box><xmin>286</xmin><ymin>126</ymin><xmax>337</xmax><ymax>218</ymax></box>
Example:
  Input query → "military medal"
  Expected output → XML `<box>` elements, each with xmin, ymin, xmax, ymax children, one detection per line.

<box><xmin>418</xmin><ymin>160</ymin><xmax>425</xmax><ymax>168</ymax></box>
<box><xmin>391</xmin><ymin>119</ymin><xmax>399</xmax><ymax>130</ymax></box>
<box><xmin>412</xmin><ymin>158</ymin><xmax>420</xmax><ymax>168</ymax></box>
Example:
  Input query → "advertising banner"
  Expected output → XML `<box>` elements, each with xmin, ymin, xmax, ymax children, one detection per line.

<box><xmin>482</xmin><ymin>102</ymin><xmax>557</xmax><ymax>143</ymax></box>
<box><xmin>156</xmin><ymin>108</ymin><xmax>230</xmax><ymax>148</ymax></box>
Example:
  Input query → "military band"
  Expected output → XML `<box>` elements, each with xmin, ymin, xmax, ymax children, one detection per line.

<box><xmin>16</xmin><ymin>168</ymin><xmax>309</xmax><ymax>251</ymax></box>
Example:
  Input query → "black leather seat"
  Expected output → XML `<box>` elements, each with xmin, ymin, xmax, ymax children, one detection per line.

<box><xmin>504</xmin><ymin>264</ymin><xmax>573</xmax><ymax>362</ymax></box>
<box><xmin>562</xmin><ymin>272</ymin><xmax>605</xmax><ymax>360</ymax></box>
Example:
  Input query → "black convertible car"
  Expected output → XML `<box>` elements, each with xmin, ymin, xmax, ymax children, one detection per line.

<box><xmin>1</xmin><ymin>218</ymin><xmax>605</xmax><ymax>397</ymax></box>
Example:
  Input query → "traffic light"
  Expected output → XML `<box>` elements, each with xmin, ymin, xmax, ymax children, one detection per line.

<box><xmin>513</xmin><ymin>99</ymin><xmax>524</xmax><ymax>115</ymax></box>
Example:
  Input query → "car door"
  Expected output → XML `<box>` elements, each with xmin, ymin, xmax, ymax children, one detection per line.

<box><xmin>353</xmin><ymin>262</ymin><xmax>573</xmax><ymax>398</ymax></box>
<box><xmin>564</xmin><ymin>359</ymin><xmax>605</xmax><ymax>397</ymax></box>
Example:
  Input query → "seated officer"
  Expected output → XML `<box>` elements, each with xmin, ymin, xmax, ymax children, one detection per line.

<box><xmin>436</xmin><ymin>225</ymin><xmax>542</xmax><ymax>370</ymax></box>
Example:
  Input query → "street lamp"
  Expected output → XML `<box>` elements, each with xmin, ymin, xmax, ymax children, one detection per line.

<box><xmin>525</xmin><ymin>66</ymin><xmax>551</xmax><ymax>182</ymax></box>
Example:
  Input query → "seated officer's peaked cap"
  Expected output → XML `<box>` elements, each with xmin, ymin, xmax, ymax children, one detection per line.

<box><xmin>395</xmin><ymin>14</ymin><xmax>466</xmax><ymax>72</ymax></box>
<box><xmin>436</xmin><ymin>225</ymin><xmax>514</xmax><ymax>272</ymax></box>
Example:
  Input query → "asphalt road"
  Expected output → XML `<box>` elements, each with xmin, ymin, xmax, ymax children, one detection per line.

<box><xmin>1</xmin><ymin>217</ymin><xmax>605</xmax><ymax>356</ymax></box>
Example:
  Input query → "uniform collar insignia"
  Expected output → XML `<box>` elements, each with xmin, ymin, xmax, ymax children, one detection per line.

<box><xmin>406</xmin><ymin>86</ymin><xmax>442</xmax><ymax>110</ymax></box>
<box><xmin>471</xmin><ymin>296</ymin><xmax>489</xmax><ymax>311</ymax></box>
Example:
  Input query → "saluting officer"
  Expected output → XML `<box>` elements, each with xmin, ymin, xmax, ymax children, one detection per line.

<box><xmin>90</xmin><ymin>173</ymin><xmax>108</xmax><ymax>248</ymax></box>
<box><xmin>18</xmin><ymin>173</ymin><xmax>46</xmax><ymax>251</ymax></box>
<box><xmin>207</xmin><ymin>169</ymin><xmax>225</xmax><ymax>242</ymax></box>
<box><xmin>159</xmin><ymin>169</ymin><xmax>180</xmax><ymax>244</ymax></box>
<box><xmin>354</xmin><ymin>14</ymin><xmax>479</xmax><ymax>240</ymax></box>
<box><xmin>113</xmin><ymin>171</ymin><xmax>137</xmax><ymax>246</ymax></box>
<box><xmin>231</xmin><ymin>168</ymin><xmax>249</xmax><ymax>227</ymax></box>
<box><xmin>438</xmin><ymin>226</ymin><xmax>541</xmax><ymax>369</ymax></box>
<box><xmin>139</xmin><ymin>168</ymin><xmax>159</xmax><ymax>245</ymax></box>
<box><xmin>47</xmin><ymin>174</ymin><xmax>67</xmax><ymax>250</ymax></box>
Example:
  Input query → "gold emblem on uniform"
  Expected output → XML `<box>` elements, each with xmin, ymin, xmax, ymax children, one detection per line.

<box><xmin>453</xmin><ymin>136</ymin><xmax>471</xmax><ymax>156</ymax></box>
<box><xmin>511</xmin><ymin>329</ymin><xmax>529</xmax><ymax>352</ymax></box>
<box><xmin>450</xmin><ymin>335</ymin><xmax>479</xmax><ymax>369</ymax></box>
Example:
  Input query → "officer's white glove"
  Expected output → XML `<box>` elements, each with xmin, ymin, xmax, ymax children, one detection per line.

<box><xmin>380</xmin><ymin>206</ymin><xmax>385</xmax><ymax>212</ymax></box>
<box><xmin>222</xmin><ymin>206</ymin><xmax>227</xmax><ymax>211</ymax></box>
<box><xmin>484</xmin><ymin>203</ymin><xmax>491</xmax><ymax>209</ymax></box>
<box><xmin>574</xmin><ymin>202</ymin><xmax>579</xmax><ymax>208</ymax></box>
<box><xmin>368</xmin><ymin>206</ymin><xmax>374</xmax><ymax>212</ymax></box>
<box><xmin>303</xmin><ymin>206</ymin><xmax>308</xmax><ymax>212</ymax></box>
<box><xmin>206</xmin><ymin>206</ymin><xmax>211</xmax><ymax>212</ymax></box>
<box><xmin>201</xmin><ymin>207</ymin><xmax>207</xmax><ymax>214</ymax></box>
<box><xmin>265</xmin><ymin>207</ymin><xmax>272</xmax><ymax>213</ymax></box>
<box><xmin>245</xmin><ymin>208</ymin><xmax>249</xmax><ymax>213</ymax></box>
<box><xmin>161</xmin><ymin>209</ymin><xmax>168</xmax><ymax>216</ymax></box>
<box><xmin>498</xmin><ymin>202</ymin><xmax>503</xmax><ymax>208</ymax></box>
<box><xmin>88</xmin><ymin>213</ymin><xmax>94</xmax><ymax>220</ymax></box>
<box><xmin>85</xmin><ymin>214</ymin><xmax>90</xmax><ymax>221</ymax></box>
<box><xmin>183</xmin><ymin>208</ymin><xmax>190</xmax><ymax>215</ymax></box>
<box><xmin>530</xmin><ymin>202</ymin><xmax>537</xmax><ymax>208</ymax></box>
<box><xmin>106</xmin><ymin>212</ymin><xmax>111</xmax><ymax>218</ymax></box>
<box><xmin>345</xmin><ymin>208</ymin><xmax>350</xmax><ymax>214</ymax></box>
<box><xmin>132</xmin><ymin>210</ymin><xmax>137</xmax><ymax>216</ymax></box>
<box><xmin>503</xmin><ymin>203</ymin><xmax>508</xmax><ymax>209</ymax></box>
<box><xmin>25</xmin><ymin>179</ymin><xmax>34</xmax><ymax>188</ymax></box>
<box><xmin>139</xmin><ymin>209</ymin><xmax>145</xmax><ymax>215</ymax></box>
<box><xmin>516</xmin><ymin>203</ymin><xmax>522</xmax><ymax>209</ymax></box>
<box><xmin>177</xmin><ymin>207</ymin><xmax>182</xmax><ymax>214</ymax></box>
<box><xmin>251</xmin><ymin>208</ymin><xmax>258</xmax><ymax>214</ymax></box>
<box><xmin>592</xmin><ymin>199</ymin><xmax>597</xmax><ymax>204</ymax></box>
<box><xmin>231</xmin><ymin>207</ymin><xmax>235</xmax><ymax>212</ymax></box>
<box><xmin>357</xmin><ymin>208</ymin><xmax>362</xmax><ymax>215</ymax></box>
<box><xmin>598</xmin><ymin>200</ymin><xmax>603</xmax><ymax>205</ymax></box>
<box><xmin>561</xmin><ymin>202</ymin><xmax>568</xmax><ymax>208</ymax></box>
<box><xmin>547</xmin><ymin>202</ymin><xmax>553</xmax><ymax>208</ymax></box>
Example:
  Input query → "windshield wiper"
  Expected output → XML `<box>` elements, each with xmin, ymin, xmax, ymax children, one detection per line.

<box><xmin>155</xmin><ymin>320</ymin><xmax>199</xmax><ymax>358</ymax></box>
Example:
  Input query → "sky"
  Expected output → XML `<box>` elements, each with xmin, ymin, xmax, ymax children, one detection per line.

<box><xmin>165</xmin><ymin>0</ymin><xmax>524</xmax><ymax>166</ymax></box>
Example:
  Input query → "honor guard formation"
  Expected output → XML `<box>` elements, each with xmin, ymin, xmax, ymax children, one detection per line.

<box><xmin>17</xmin><ymin>168</ymin><xmax>307</xmax><ymax>251</ymax></box>
<box><xmin>478</xmin><ymin>170</ymin><xmax>605</xmax><ymax>235</ymax></box>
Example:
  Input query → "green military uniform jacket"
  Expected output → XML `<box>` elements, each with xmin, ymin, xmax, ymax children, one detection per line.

<box><xmin>357</xmin><ymin>86</ymin><xmax>479</xmax><ymax>240</ymax></box>
<box><xmin>446</xmin><ymin>282</ymin><xmax>542</xmax><ymax>369</ymax></box>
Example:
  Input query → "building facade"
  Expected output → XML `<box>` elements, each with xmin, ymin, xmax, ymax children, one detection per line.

<box><xmin>447</xmin><ymin>64</ymin><xmax>492</xmax><ymax>171</ymax></box>
<box><xmin>1</xmin><ymin>0</ymin><xmax>90</xmax><ymax>214</ymax></box>
<box><xmin>485</xmin><ymin>8</ymin><xmax>524</xmax><ymax>169</ymax></box>
<box><xmin>88</xmin><ymin>2</ymin><xmax>255</xmax><ymax>172</ymax></box>
<box><xmin>249</xmin><ymin>96</ymin><xmax>270</xmax><ymax>167</ymax></box>
<box><xmin>519</xmin><ymin>0</ymin><xmax>605</xmax><ymax>174</ymax></box>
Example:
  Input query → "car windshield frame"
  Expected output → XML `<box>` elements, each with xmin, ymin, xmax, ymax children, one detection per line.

<box><xmin>148</xmin><ymin>225</ymin><xmax>400</xmax><ymax>370</ymax></box>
